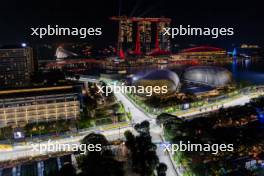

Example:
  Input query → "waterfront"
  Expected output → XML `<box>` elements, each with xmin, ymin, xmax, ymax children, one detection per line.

<box><xmin>228</xmin><ymin>59</ymin><xmax>264</xmax><ymax>85</ymax></box>
<box><xmin>127</xmin><ymin>58</ymin><xmax>264</xmax><ymax>85</ymax></box>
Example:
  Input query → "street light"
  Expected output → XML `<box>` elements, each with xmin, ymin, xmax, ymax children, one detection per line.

<box><xmin>21</xmin><ymin>43</ymin><xmax>27</xmax><ymax>47</ymax></box>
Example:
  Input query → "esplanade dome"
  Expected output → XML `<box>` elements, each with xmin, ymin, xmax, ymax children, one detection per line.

<box><xmin>133</xmin><ymin>69</ymin><xmax>180</xmax><ymax>95</ymax></box>
<box><xmin>183</xmin><ymin>66</ymin><xmax>232</xmax><ymax>87</ymax></box>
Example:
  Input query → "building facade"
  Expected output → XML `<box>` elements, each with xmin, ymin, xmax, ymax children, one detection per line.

<box><xmin>179</xmin><ymin>46</ymin><xmax>230</xmax><ymax>63</ymax></box>
<box><xmin>110</xmin><ymin>17</ymin><xmax>171</xmax><ymax>56</ymax></box>
<box><xmin>0</xmin><ymin>86</ymin><xmax>81</xmax><ymax>128</ymax></box>
<box><xmin>0</xmin><ymin>47</ymin><xmax>34</xmax><ymax>88</ymax></box>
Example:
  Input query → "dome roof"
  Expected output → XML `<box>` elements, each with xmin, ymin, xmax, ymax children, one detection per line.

<box><xmin>133</xmin><ymin>69</ymin><xmax>180</xmax><ymax>94</ymax></box>
<box><xmin>141</xmin><ymin>69</ymin><xmax>180</xmax><ymax>86</ymax></box>
<box><xmin>183</xmin><ymin>66</ymin><xmax>232</xmax><ymax>87</ymax></box>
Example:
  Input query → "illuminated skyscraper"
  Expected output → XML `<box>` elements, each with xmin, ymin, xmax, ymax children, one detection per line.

<box><xmin>0</xmin><ymin>46</ymin><xmax>35</xmax><ymax>88</ymax></box>
<box><xmin>111</xmin><ymin>16</ymin><xmax>171</xmax><ymax>57</ymax></box>
<box><xmin>157</xmin><ymin>21</ymin><xmax>171</xmax><ymax>50</ymax></box>
<box><xmin>138</xmin><ymin>21</ymin><xmax>152</xmax><ymax>52</ymax></box>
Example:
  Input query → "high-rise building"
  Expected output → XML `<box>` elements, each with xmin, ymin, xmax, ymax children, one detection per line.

<box><xmin>0</xmin><ymin>46</ymin><xmax>35</xmax><ymax>88</ymax></box>
<box><xmin>110</xmin><ymin>17</ymin><xmax>171</xmax><ymax>56</ymax></box>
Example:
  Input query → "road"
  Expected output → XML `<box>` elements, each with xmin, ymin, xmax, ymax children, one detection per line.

<box><xmin>114</xmin><ymin>90</ymin><xmax>180</xmax><ymax>176</ymax></box>
<box><xmin>1</xmin><ymin>78</ymin><xmax>263</xmax><ymax>175</ymax></box>
<box><xmin>178</xmin><ymin>94</ymin><xmax>251</xmax><ymax>118</ymax></box>
<box><xmin>114</xmin><ymin>88</ymin><xmax>264</xmax><ymax>176</ymax></box>
<box><xmin>0</xmin><ymin>127</ymin><xmax>133</xmax><ymax>162</ymax></box>
<box><xmin>177</xmin><ymin>92</ymin><xmax>264</xmax><ymax>118</ymax></box>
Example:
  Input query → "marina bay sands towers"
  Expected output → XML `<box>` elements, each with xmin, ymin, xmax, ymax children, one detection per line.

<box><xmin>110</xmin><ymin>16</ymin><xmax>171</xmax><ymax>56</ymax></box>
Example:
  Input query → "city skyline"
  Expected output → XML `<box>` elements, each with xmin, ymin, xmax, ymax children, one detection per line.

<box><xmin>1</xmin><ymin>1</ymin><xmax>264</xmax><ymax>176</ymax></box>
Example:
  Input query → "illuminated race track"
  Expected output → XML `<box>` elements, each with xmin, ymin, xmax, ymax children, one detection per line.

<box><xmin>1</xmin><ymin>78</ymin><xmax>263</xmax><ymax>176</ymax></box>
<box><xmin>0</xmin><ymin>126</ymin><xmax>133</xmax><ymax>162</ymax></box>
<box><xmin>176</xmin><ymin>92</ymin><xmax>264</xmax><ymax>118</ymax></box>
<box><xmin>114</xmin><ymin>87</ymin><xmax>180</xmax><ymax>176</ymax></box>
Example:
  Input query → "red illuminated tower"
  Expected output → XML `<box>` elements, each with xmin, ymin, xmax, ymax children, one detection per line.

<box><xmin>110</xmin><ymin>16</ymin><xmax>171</xmax><ymax>57</ymax></box>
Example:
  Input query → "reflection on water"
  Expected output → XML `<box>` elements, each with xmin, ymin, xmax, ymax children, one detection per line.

<box><xmin>228</xmin><ymin>57</ymin><xmax>264</xmax><ymax>85</ymax></box>
<box><xmin>87</xmin><ymin>57</ymin><xmax>264</xmax><ymax>85</ymax></box>
<box><xmin>129</xmin><ymin>58</ymin><xmax>264</xmax><ymax>85</ymax></box>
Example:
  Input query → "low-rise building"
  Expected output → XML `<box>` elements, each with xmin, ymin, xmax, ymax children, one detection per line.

<box><xmin>0</xmin><ymin>85</ymin><xmax>82</xmax><ymax>128</ymax></box>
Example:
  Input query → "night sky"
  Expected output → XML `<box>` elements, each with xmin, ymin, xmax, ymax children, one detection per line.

<box><xmin>0</xmin><ymin>0</ymin><xmax>263</xmax><ymax>48</ymax></box>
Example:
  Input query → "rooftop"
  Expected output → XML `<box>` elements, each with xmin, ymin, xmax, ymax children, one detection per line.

<box><xmin>0</xmin><ymin>85</ymin><xmax>80</xmax><ymax>99</ymax></box>
<box><xmin>181</xmin><ymin>46</ymin><xmax>225</xmax><ymax>53</ymax></box>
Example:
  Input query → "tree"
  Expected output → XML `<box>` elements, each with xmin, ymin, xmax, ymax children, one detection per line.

<box><xmin>134</xmin><ymin>120</ymin><xmax>150</xmax><ymax>134</ymax></box>
<box><xmin>81</xmin><ymin>133</ymin><xmax>109</xmax><ymax>147</ymax></box>
<box><xmin>157</xmin><ymin>163</ymin><xmax>167</xmax><ymax>176</ymax></box>
<box><xmin>126</xmin><ymin>121</ymin><xmax>160</xmax><ymax>176</ymax></box>
<box><xmin>156</xmin><ymin>113</ymin><xmax>182</xmax><ymax>126</ymax></box>
<box><xmin>78</xmin><ymin>133</ymin><xmax>124</xmax><ymax>176</ymax></box>
<box><xmin>124</xmin><ymin>130</ymin><xmax>136</xmax><ymax>151</ymax></box>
